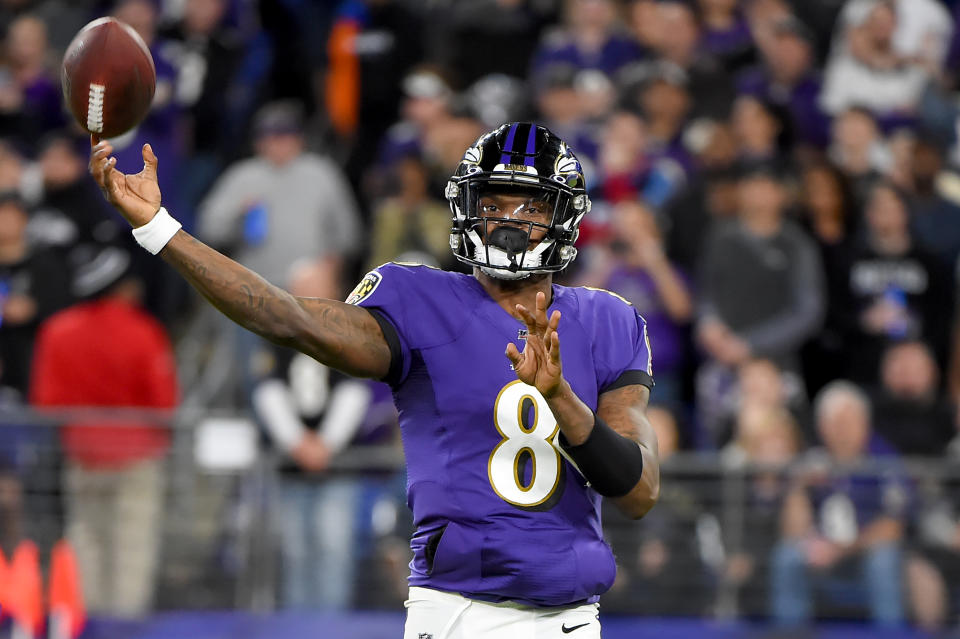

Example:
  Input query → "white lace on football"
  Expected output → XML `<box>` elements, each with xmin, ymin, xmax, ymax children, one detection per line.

<box><xmin>87</xmin><ymin>83</ymin><xmax>105</xmax><ymax>133</ymax></box>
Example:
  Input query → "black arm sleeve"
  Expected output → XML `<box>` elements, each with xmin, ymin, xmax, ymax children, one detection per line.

<box><xmin>559</xmin><ymin>413</ymin><xmax>645</xmax><ymax>497</ymax></box>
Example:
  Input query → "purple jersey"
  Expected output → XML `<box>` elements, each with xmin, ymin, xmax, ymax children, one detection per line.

<box><xmin>349</xmin><ymin>263</ymin><xmax>654</xmax><ymax>607</ymax></box>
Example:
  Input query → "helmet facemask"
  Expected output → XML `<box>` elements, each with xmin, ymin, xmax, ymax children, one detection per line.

<box><xmin>448</xmin><ymin>174</ymin><xmax>588</xmax><ymax>280</ymax></box>
<box><xmin>447</xmin><ymin>123</ymin><xmax>590</xmax><ymax>279</ymax></box>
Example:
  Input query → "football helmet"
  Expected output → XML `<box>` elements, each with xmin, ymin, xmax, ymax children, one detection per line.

<box><xmin>446</xmin><ymin>122</ymin><xmax>591</xmax><ymax>280</ymax></box>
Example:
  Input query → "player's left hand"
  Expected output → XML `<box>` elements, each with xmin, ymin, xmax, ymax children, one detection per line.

<box><xmin>506</xmin><ymin>291</ymin><xmax>564</xmax><ymax>397</ymax></box>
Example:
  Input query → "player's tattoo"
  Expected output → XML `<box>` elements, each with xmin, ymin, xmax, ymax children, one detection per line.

<box><xmin>159</xmin><ymin>231</ymin><xmax>391</xmax><ymax>378</ymax></box>
<box><xmin>598</xmin><ymin>383</ymin><xmax>660</xmax><ymax>519</ymax></box>
<box><xmin>598</xmin><ymin>384</ymin><xmax>651</xmax><ymax>445</ymax></box>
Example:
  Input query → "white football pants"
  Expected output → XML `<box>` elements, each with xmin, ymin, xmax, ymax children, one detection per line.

<box><xmin>403</xmin><ymin>586</ymin><xmax>602</xmax><ymax>639</ymax></box>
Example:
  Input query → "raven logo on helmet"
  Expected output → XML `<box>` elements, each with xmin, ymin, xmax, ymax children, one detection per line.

<box><xmin>446</xmin><ymin>122</ymin><xmax>591</xmax><ymax>280</ymax></box>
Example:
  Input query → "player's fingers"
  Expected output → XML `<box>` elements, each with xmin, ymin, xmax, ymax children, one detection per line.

<box><xmin>141</xmin><ymin>143</ymin><xmax>158</xmax><ymax>180</ymax></box>
<box><xmin>505</xmin><ymin>342</ymin><xmax>523</xmax><ymax>368</ymax></box>
<box><xmin>89</xmin><ymin>142</ymin><xmax>111</xmax><ymax>175</ymax></box>
<box><xmin>102</xmin><ymin>158</ymin><xmax>121</xmax><ymax>197</ymax></box>
<box><xmin>515</xmin><ymin>304</ymin><xmax>537</xmax><ymax>331</ymax></box>
<box><xmin>548</xmin><ymin>330</ymin><xmax>561</xmax><ymax>364</ymax></box>
<box><xmin>534</xmin><ymin>291</ymin><xmax>549</xmax><ymax>329</ymax></box>
<box><xmin>548</xmin><ymin>310</ymin><xmax>561</xmax><ymax>333</ymax></box>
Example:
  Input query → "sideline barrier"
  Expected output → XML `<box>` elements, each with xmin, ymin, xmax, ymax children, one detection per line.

<box><xmin>81</xmin><ymin>612</ymin><xmax>935</xmax><ymax>639</ymax></box>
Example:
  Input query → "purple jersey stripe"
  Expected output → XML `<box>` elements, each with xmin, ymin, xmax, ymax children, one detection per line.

<box><xmin>499</xmin><ymin>123</ymin><xmax>519</xmax><ymax>164</ymax></box>
<box><xmin>524</xmin><ymin>124</ymin><xmax>537</xmax><ymax>166</ymax></box>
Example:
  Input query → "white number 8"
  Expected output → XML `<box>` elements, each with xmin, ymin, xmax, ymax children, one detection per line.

<box><xmin>488</xmin><ymin>381</ymin><xmax>563</xmax><ymax>508</ymax></box>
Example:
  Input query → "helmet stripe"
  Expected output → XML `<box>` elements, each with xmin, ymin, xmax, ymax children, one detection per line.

<box><xmin>499</xmin><ymin>122</ymin><xmax>519</xmax><ymax>164</ymax></box>
<box><xmin>523</xmin><ymin>124</ymin><xmax>537</xmax><ymax>166</ymax></box>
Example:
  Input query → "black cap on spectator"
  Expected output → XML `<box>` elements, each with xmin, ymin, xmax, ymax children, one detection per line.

<box><xmin>0</xmin><ymin>190</ymin><xmax>26</xmax><ymax>211</ymax></box>
<box><xmin>253</xmin><ymin>101</ymin><xmax>305</xmax><ymax>138</ymax></box>
<box><xmin>536</xmin><ymin>64</ymin><xmax>578</xmax><ymax>95</ymax></box>
<box><xmin>735</xmin><ymin>160</ymin><xmax>786</xmax><ymax>183</ymax></box>
<box><xmin>772</xmin><ymin>16</ymin><xmax>815</xmax><ymax>44</ymax></box>
<box><xmin>71</xmin><ymin>244</ymin><xmax>133</xmax><ymax>299</ymax></box>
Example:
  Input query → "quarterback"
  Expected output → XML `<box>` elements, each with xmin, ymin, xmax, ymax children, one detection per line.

<box><xmin>90</xmin><ymin>122</ymin><xmax>659</xmax><ymax>638</ymax></box>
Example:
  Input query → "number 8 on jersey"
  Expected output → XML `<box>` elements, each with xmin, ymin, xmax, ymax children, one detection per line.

<box><xmin>488</xmin><ymin>381</ymin><xmax>564</xmax><ymax>508</ymax></box>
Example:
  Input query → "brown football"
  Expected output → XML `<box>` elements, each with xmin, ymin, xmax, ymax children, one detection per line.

<box><xmin>61</xmin><ymin>17</ymin><xmax>156</xmax><ymax>139</ymax></box>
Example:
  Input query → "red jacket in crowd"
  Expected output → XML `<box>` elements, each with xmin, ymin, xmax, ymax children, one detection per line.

<box><xmin>29</xmin><ymin>298</ymin><xmax>179</xmax><ymax>468</ymax></box>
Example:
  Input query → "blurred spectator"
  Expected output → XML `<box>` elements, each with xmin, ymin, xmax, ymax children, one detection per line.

<box><xmin>729</xmin><ymin>95</ymin><xmax>788</xmax><ymax>166</ymax></box>
<box><xmin>626</xmin><ymin>0</ymin><xmax>659</xmax><ymax>50</ymax></box>
<box><xmin>434</xmin><ymin>0</ymin><xmax>552</xmax><ymax>87</ymax></box>
<box><xmin>0</xmin><ymin>13</ymin><xmax>64</xmax><ymax>153</ymax></box>
<box><xmin>532</xmin><ymin>64</ymin><xmax>592</xmax><ymax>158</ymax></box>
<box><xmin>577</xmin><ymin>200</ymin><xmax>692</xmax><ymax>403</ymax></box>
<box><xmin>325</xmin><ymin>0</ymin><xmax>424</xmax><ymax>180</ymax></box>
<box><xmin>715</xmin><ymin>357</ymin><xmax>808</xmax><ymax>451</ymax></box>
<box><xmin>744</xmin><ymin>0</ymin><xmax>793</xmax><ymax>53</ymax></box>
<box><xmin>531</xmin><ymin>0</ymin><xmax>643</xmax><ymax>80</ymax></box>
<box><xmin>0</xmin><ymin>191</ymin><xmax>71</xmax><ymax>397</ymax></box>
<box><xmin>198</xmin><ymin>101</ymin><xmax>362</xmax><ymax>288</ymax></box>
<box><xmin>696</xmin><ymin>165</ymin><xmax>824</xmax><ymax>439</ymax></box>
<box><xmin>820</xmin><ymin>0</ymin><xmax>943</xmax><ymax>119</ymax></box>
<box><xmin>798</xmin><ymin>162</ymin><xmax>856</xmax><ymax>395</ymax></box>
<box><xmin>30</xmin><ymin>246</ymin><xmax>178</xmax><ymax>617</ymax></box>
<box><xmin>829</xmin><ymin>106</ymin><xmax>892</xmax><ymax>206</ymax></box>
<box><xmin>720</xmin><ymin>404</ymin><xmax>801</xmax><ymax>618</ymax></box>
<box><xmin>625</xmin><ymin>63</ymin><xmax>693</xmax><ymax>163</ymax></box>
<box><xmin>0</xmin><ymin>139</ymin><xmax>40</xmax><ymax>203</ymax></box>
<box><xmin>31</xmin><ymin>133</ymin><xmax>120</xmax><ymax>250</ymax></box>
<box><xmin>160</xmin><ymin>0</ymin><xmax>245</xmax><ymax>210</ymax></box>
<box><xmin>590</xmin><ymin>110</ymin><xmax>685</xmax><ymax>210</ymax></box>
<box><xmin>367</xmin><ymin>154</ymin><xmax>454</xmax><ymax>271</ymax></box>
<box><xmin>251</xmin><ymin>261</ymin><xmax>374</xmax><ymax>609</ymax></box>
<box><xmin>463</xmin><ymin>73</ymin><xmax>529</xmax><ymax>132</ymax></box>
<box><xmin>911</xmin><ymin>463</ymin><xmax>960</xmax><ymax>631</ymax></box>
<box><xmin>665</xmin><ymin>119</ymin><xmax>739</xmax><ymax>271</ymax></box>
<box><xmin>905</xmin><ymin>136</ymin><xmax>960</xmax><ymax>267</ymax></box>
<box><xmin>772</xmin><ymin>381</ymin><xmax>907</xmax><ymax>627</ymax></box>
<box><xmin>839</xmin><ymin>181</ymin><xmax>952</xmax><ymax>384</ymax></box>
<box><xmin>696</xmin><ymin>0</ymin><xmax>755</xmax><ymax>73</ymax></box>
<box><xmin>737</xmin><ymin>16</ymin><xmax>830</xmax><ymax>149</ymax></box>
<box><xmin>376</xmin><ymin>67</ymin><xmax>454</xmax><ymax>174</ymax></box>
<box><xmin>869</xmin><ymin>340</ymin><xmax>955</xmax><ymax>456</ymax></box>
<box><xmin>640</xmin><ymin>0</ymin><xmax>734</xmax><ymax>119</ymax></box>
<box><xmin>603</xmin><ymin>405</ymin><xmax>712</xmax><ymax>615</ymax></box>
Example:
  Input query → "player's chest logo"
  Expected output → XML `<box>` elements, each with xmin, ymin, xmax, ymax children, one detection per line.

<box><xmin>517</xmin><ymin>328</ymin><xmax>528</xmax><ymax>340</ymax></box>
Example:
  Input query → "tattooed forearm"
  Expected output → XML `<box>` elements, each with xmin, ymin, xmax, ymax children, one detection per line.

<box><xmin>599</xmin><ymin>384</ymin><xmax>660</xmax><ymax>519</ymax></box>
<box><xmin>159</xmin><ymin>232</ymin><xmax>391</xmax><ymax>378</ymax></box>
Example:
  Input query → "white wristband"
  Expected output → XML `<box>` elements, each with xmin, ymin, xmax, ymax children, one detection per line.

<box><xmin>132</xmin><ymin>207</ymin><xmax>181</xmax><ymax>255</ymax></box>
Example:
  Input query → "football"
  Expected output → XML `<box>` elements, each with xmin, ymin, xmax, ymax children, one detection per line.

<box><xmin>61</xmin><ymin>17</ymin><xmax>156</xmax><ymax>139</ymax></box>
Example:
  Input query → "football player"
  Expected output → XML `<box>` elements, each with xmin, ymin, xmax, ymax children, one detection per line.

<box><xmin>90</xmin><ymin>122</ymin><xmax>660</xmax><ymax>638</ymax></box>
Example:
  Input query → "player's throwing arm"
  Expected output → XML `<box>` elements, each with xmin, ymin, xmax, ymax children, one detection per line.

<box><xmin>88</xmin><ymin>138</ymin><xmax>392</xmax><ymax>379</ymax></box>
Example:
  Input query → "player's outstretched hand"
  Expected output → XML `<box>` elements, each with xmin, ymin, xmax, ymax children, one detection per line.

<box><xmin>506</xmin><ymin>291</ymin><xmax>563</xmax><ymax>397</ymax></box>
<box><xmin>89</xmin><ymin>135</ymin><xmax>162</xmax><ymax>227</ymax></box>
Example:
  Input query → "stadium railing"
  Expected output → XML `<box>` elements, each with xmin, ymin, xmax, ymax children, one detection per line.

<box><xmin>0</xmin><ymin>406</ymin><xmax>957</xmax><ymax>624</ymax></box>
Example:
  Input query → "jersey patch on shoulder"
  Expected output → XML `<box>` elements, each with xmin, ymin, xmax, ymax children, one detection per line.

<box><xmin>346</xmin><ymin>271</ymin><xmax>382</xmax><ymax>305</ymax></box>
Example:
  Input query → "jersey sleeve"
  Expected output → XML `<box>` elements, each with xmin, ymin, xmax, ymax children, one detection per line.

<box><xmin>346</xmin><ymin>264</ymin><xmax>413</xmax><ymax>386</ymax></box>
<box><xmin>587</xmin><ymin>289</ymin><xmax>655</xmax><ymax>394</ymax></box>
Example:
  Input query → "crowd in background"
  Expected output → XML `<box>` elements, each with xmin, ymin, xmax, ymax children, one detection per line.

<box><xmin>2</xmin><ymin>0</ymin><xmax>960</xmax><ymax>630</ymax></box>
